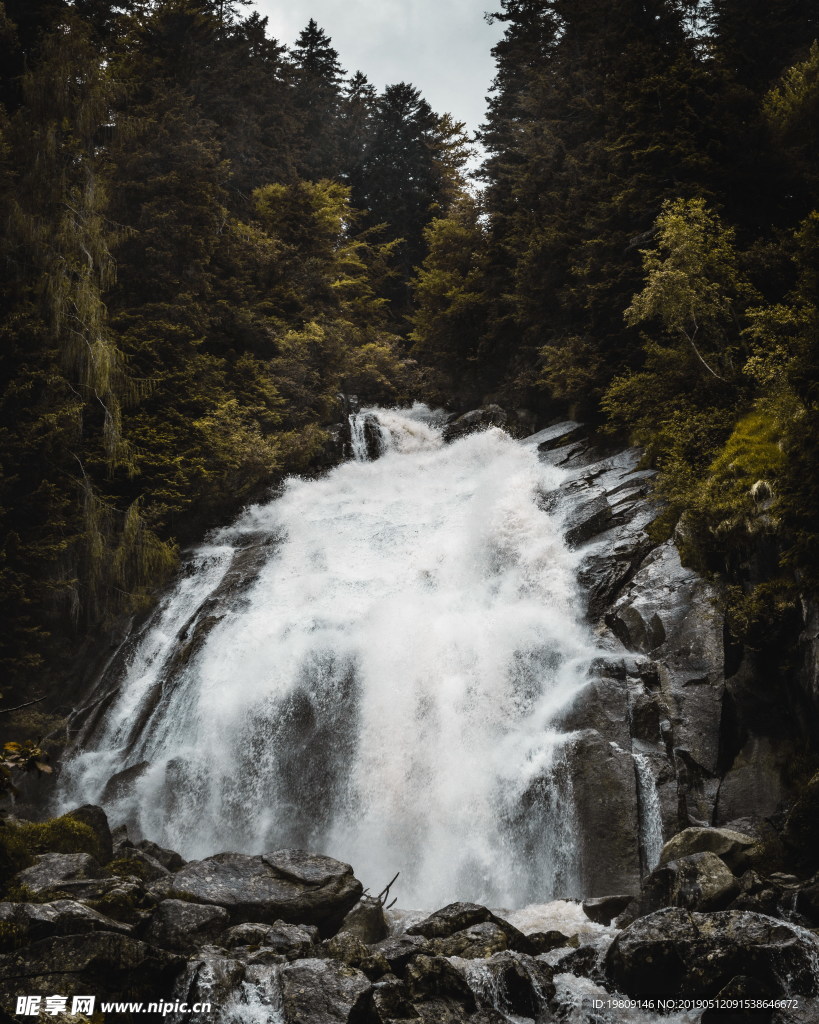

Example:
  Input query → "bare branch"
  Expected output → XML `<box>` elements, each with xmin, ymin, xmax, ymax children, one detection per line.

<box><xmin>0</xmin><ymin>696</ymin><xmax>47</xmax><ymax>716</ymax></box>
<box><xmin>375</xmin><ymin>871</ymin><xmax>400</xmax><ymax>906</ymax></box>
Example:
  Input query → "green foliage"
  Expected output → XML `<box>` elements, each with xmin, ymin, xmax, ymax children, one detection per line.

<box><xmin>0</xmin><ymin>919</ymin><xmax>28</xmax><ymax>952</ymax></box>
<box><xmin>104</xmin><ymin>856</ymin><xmax>153</xmax><ymax>881</ymax></box>
<box><xmin>0</xmin><ymin>810</ymin><xmax>106</xmax><ymax>895</ymax></box>
<box><xmin>0</xmin><ymin>1</ymin><xmax>456</xmax><ymax>695</ymax></box>
<box><xmin>0</xmin><ymin>820</ymin><xmax>33</xmax><ymax>887</ymax></box>
<box><xmin>723</xmin><ymin>580</ymin><xmax>799</xmax><ymax>648</ymax></box>
<box><xmin>88</xmin><ymin>886</ymin><xmax>146</xmax><ymax>923</ymax></box>
<box><xmin>0</xmin><ymin>740</ymin><xmax>52</xmax><ymax>796</ymax></box>
<box><xmin>764</xmin><ymin>39</ymin><xmax>819</xmax><ymax>133</ymax></box>
<box><xmin>14</xmin><ymin>813</ymin><xmax>105</xmax><ymax>861</ymax></box>
<box><xmin>624</xmin><ymin>198</ymin><xmax>751</xmax><ymax>382</ymax></box>
<box><xmin>409</xmin><ymin>198</ymin><xmax>489</xmax><ymax>401</ymax></box>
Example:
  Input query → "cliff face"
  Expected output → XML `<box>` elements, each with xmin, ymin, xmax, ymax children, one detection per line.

<box><xmin>536</xmin><ymin>419</ymin><xmax>819</xmax><ymax>892</ymax></box>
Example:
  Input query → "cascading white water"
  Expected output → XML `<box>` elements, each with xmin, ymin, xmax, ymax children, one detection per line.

<box><xmin>58</xmin><ymin>404</ymin><xmax>599</xmax><ymax>908</ymax></box>
<box><xmin>633</xmin><ymin>751</ymin><xmax>664</xmax><ymax>874</ymax></box>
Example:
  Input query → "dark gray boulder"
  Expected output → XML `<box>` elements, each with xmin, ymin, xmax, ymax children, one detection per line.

<box><xmin>0</xmin><ymin>932</ymin><xmax>182</xmax><ymax>1000</ymax></box>
<box><xmin>526</xmin><ymin>930</ymin><xmax>579</xmax><ymax>954</ymax></box>
<box><xmin>659</xmin><ymin>826</ymin><xmax>757</xmax><ymax>872</ymax></box>
<box><xmin>582</xmin><ymin>895</ymin><xmax>634</xmax><ymax>926</ymax></box>
<box><xmin>14</xmin><ymin>853</ymin><xmax>102</xmax><ymax>893</ymax></box>
<box><xmin>606</xmin><ymin>908</ymin><xmax>819</xmax><ymax>999</ymax></box>
<box><xmin>628</xmin><ymin>852</ymin><xmax>740</xmax><ymax>920</ymax></box>
<box><xmin>109</xmin><ymin>845</ymin><xmax>171</xmax><ymax>881</ymax></box>
<box><xmin>102</xmin><ymin>762</ymin><xmax>150</xmax><ymax>803</ymax></box>
<box><xmin>371</xmin><ymin>933</ymin><xmax>430</xmax><ymax>973</ymax></box>
<box><xmin>173</xmin><ymin>950</ymin><xmax>246</xmax><ymax>1012</ymax></box>
<box><xmin>150</xmin><ymin>849</ymin><xmax>362</xmax><ymax>935</ymax></box>
<box><xmin>443</xmin><ymin>405</ymin><xmax>507</xmax><ymax>442</ymax></box>
<box><xmin>549</xmin><ymin>944</ymin><xmax>602</xmax><ymax>981</ymax></box>
<box><xmin>469</xmin><ymin>1011</ymin><xmax>511</xmax><ymax>1024</ymax></box>
<box><xmin>408</xmin><ymin>903</ymin><xmax>531</xmax><ymax>956</ymax></box>
<box><xmin>279</xmin><ymin>958</ymin><xmax>372</xmax><ymax>1024</ymax></box>
<box><xmin>457</xmin><ymin>951</ymin><xmax>554</xmax><ymax>1019</ymax></box>
<box><xmin>34</xmin><ymin>875</ymin><xmax>148</xmax><ymax>919</ymax></box>
<box><xmin>404</xmin><ymin>954</ymin><xmax>477</xmax><ymax>1010</ymax></box>
<box><xmin>339</xmin><ymin>897</ymin><xmax>389</xmax><ymax>944</ymax></box>
<box><xmin>428</xmin><ymin>921</ymin><xmax>510</xmax><ymax>960</ymax></box>
<box><xmin>319</xmin><ymin>931</ymin><xmax>390</xmax><ymax>979</ymax></box>
<box><xmin>222</xmin><ymin>920</ymin><xmax>319</xmax><ymax>957</ymax></box>
<box><xmin>0</xmin><ymin>899</ymin><xmax>131</xmax><ymax>951</ymax></box>
<box><xmin>136</xmin><ymin>838</ymin><xmax>185</xmax><ymax>872</ymax></box>
<box><xmin>142</xmin><ymin>898</ymin><xmax>229</xmax><ymax>952</ymax></box>
<box><xmin>370</xmin><ymin>975</ymin><xmax>419</xmax><ymax>1022</ymax></box>
<box><xmin>407</xmin><ymin>902</ymin><xmax>491</xmax><ymax>938</ymax></box>
<box><xmin>60</xmin><ymin>805</ymin><xmax>114</xmax><ymax>864</ymax></box>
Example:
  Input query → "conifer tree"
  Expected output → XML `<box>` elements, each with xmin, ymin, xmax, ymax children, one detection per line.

<box><xmin>355</xmin><ymin>83</ymin><xmax>471</xmax><ymax>321</ymax></box>
<box><xmin>292</xmin><ymin>19</ymin><xmax>345</xmax><ymax>180</ymax></box>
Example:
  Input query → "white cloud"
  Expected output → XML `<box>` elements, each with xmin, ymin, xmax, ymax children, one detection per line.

<box><xmin>252</xmin><ymin>0</ymin><xmax>503</xmax><ymax>139</ymax></box>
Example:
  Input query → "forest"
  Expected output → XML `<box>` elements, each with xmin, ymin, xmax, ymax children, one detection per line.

<box><xmin>1</xmin><ymin>0</ymin><xmax>818</xmax><ymax>756</ymax></box>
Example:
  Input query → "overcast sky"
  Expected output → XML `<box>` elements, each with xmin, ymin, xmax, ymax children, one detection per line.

<box><xmin>252</xmin><ymin>0</ymin><xmax>504</xmax><ymax>142</ymax></box>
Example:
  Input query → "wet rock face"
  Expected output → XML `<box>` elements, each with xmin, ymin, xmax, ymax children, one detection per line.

<box><xmin>279</xmin><ymin>958</ymin><xmax>372</xmax><ymax>1024</ymax></box>
<box><xmin>606</xmin><ymin>908</ymin><xmax>819</xmax><ymax>1000</ymax></box>
<box><xmin>149</xmin><ymin>850</ymin><xmax>362</xmax><ymax>936</ymax></box>
<box><xmin>443</xmin><ymin>405</ymin><xmax>508</xmax><ymax>442</ymax></box>
<box><xmin>339</xmin><ymin>896</ymin><xmax>389</xmax><ymax>944</ymax></box>
<box><xmin>141</xmin><ymin>899</ymin><xmax>229</xmax><ymax>952</ymax></box>
<box><xmin>534</xmin><ymin>424</ymin><xmax>736</xmax><ymax>894</ymax></box>
<box><xmin>564</xmin><ymin>731</ymin><xmax>642</xmax><ymax>897</ymax></box>
<box><xmin>659</xmin><ymin>826</ymin><xmax>757</xmax><ymax>872</ymax></box>
<box><xmin>0</xmin><ymin>899</ymin><xmax>132</xmax><ymax>950</ymax></box>
<box><xmin>608</xmin><ymin>541</ymin><xmax>725</xmax><ymax>775</ymax></box>
<box><xmin>14</xmin><ymin>852</ymin><xmax>102</xmax><ymax>893</ymax></box>
<box><xmin>0</xmin><ymin>933</ymin><xmax>183</xmax><ymax>1001</ymax></box>
<box><xmin>223</xmin><ymin>920</ymin><xmax>319</xmax><ymax>957</ymax></box>
<box><xmin>630</xmin><ymin>852</ymin><xmax>740</xmax><ymax>919</ymax></box>
<box><xmin>457</xmin><ymin>951</ymin><xmax>555</xmax><ymax>1019</ymax></box>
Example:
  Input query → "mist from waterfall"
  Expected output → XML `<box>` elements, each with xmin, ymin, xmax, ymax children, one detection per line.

<box><xmin>58</xmin><ymin>405</ymin><xmax>600</xmax><ymax>908</ymax></box>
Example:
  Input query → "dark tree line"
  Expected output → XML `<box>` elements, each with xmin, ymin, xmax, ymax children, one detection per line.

<box><xmin>0</xmin><ymin>0</ymin><xmax>468</xmax><ymax>696</ymax></box>
<box><xmin>409</xmin><ymin>0</ymin><xmax>819</xmax><ymax>636</ymax></box>
<box><xmin>3</xmin><ymin>0</ymin><xmax>819</xmax><ymax>707</ymax></box>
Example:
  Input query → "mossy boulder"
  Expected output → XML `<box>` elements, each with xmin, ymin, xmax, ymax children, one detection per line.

<box><xmin>0</xmin><ymin>899</ymin><xmax>131</xmax><ymax>952</ymax></box>
<box><xmin>13</xmin><ymin>853</ymin><xmax>102</xmax><ymax>895</ymax></box>
<box><xmin>0</xmin><ymin>820</ymin><xmax>32</xmax><ymax>887</ymax></box>
<box><xmin>606</xmin><ymin>908</ymin><xmax>819</xmax><ymax>1000</ymax></box>
<box><xmin>0</xmin><ymin>806</ymin><xmax>117</xmax><ymax>897</ymax></box>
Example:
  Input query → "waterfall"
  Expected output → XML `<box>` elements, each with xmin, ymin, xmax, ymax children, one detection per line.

<box><xmin>633</xmin><ymin>751</ymin><xmax>663</xmax><ymax>874</ymax></box>
<box><xmin>58</xmin><ymin>405</ymin><xmax>600</xmax><ymax>908</ymax></box>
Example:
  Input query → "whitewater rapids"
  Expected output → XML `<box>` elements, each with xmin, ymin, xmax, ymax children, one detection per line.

<box><xmin>59</xmin><ymin>405</ymin><xmax>601</xmax><ymax>908</ymax></box>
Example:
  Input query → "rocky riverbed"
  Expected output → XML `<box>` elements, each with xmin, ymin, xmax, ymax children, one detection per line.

<box><xmin>2</xmin><ymin>803</ymin><xmax>819</xmax><ymax>1023</ymax></box>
